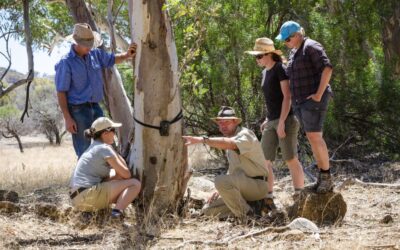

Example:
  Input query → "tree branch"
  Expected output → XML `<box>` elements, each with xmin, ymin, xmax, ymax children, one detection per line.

<box><xmin>338</xmin><ymin>178</ymin><xmax>400</xmax><ymax>190</ymax></box>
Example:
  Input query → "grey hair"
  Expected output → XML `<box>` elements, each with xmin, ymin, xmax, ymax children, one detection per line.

<box><xmin>298</xmin><ymin>27</ymin><xmax>305</xmax><ymax>36</ymax></box>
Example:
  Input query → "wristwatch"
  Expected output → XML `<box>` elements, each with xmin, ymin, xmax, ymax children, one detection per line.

<box><xmin>202</xmin><ymin>135</ymin><xmax>209</xmax><ymax>144</ymax></box>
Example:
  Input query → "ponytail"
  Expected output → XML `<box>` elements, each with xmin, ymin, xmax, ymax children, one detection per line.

<box><xmin>84</xmin><ymin>128</ymin><xmax>94</xmax><ymax>139</ymax></box>
<box><xmin>84</xmin><ymin>127</ymin><xmax>103</xmax><ymax>140</ymax></box>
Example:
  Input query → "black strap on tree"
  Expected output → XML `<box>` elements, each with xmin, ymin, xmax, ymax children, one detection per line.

<box><xmin>134</xmin><ymin>109</ymin><xmax>183</xmax><ymax>136</ymax></box>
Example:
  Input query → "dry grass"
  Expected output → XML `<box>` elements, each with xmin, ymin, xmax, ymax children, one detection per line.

<box><xmin>0</xmin><ymin>135</ymin><xmax>76</xmax><ymax>194</ymax></box>
<box><xmin>1</xmin><ymin>136</ymin><xmax>400</xmax><ymax>249</ymax></box>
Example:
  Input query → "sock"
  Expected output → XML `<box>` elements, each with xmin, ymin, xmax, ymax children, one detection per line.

<box><xmin>266</xmin><ymin>192</ymin><xmax>274</xmax><ymax>199</ymax></box>
<box><xmin>294</xmin><ymin>188</ymin><xmax>304</xmax><ymax>194</ymax></box>
<box><xmin>111</xmin><ymin>208</ymin><xmax>122</xmax><ymax>215</ymax></box>
<box><xmin>320</xmin><ymin>168</ymin><xmax>330</xmax><ymax>173</ymax></box>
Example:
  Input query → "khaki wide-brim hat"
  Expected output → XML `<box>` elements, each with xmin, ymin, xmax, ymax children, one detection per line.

<box><xmin>91</xmin><ymin>117</ymin><xmax>122</xmax><ymax>134</ymax></box>
<box><xmin>245</xmin><ymin>37</ymin><xmax>282</xmax><ymax>56</ymax></box>
<box><xmin>211</xmin><ymin>106</ymin><xmax>242</xmax><ymax>123</ymax></box>
<box><xmin>65</xmin><ymin>23</ymin><xmax>103</xmax><ymax>49</ymax></box>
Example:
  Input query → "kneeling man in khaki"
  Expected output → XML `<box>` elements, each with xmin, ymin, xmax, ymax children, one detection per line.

<box><xmin>183</xmin><ymin>106</ymin><xmax>268</xmax><ymax>219</ymax></box>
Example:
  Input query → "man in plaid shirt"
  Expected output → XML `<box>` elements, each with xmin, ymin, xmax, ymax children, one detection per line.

<box><xmin>276</xmin><ymin>21</ymin><xmax>334</xmax><ymax>194</ymax></box>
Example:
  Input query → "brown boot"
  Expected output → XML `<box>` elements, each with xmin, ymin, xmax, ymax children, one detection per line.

<box><xmin>262</xmin><ymin>197</ymin><xmax>278</xmax><ymax>215</ymax></box>
<box><xmin>292</xmin><ymin>189</ymin><xmax>305</xmax><ymax>202</ymax></box>
<box><xmin>305</xmin><ymin>171</ymin><xmax>321</xmax><ymax>191</ymax></box>
<box><xmin>316</xmin><ymin>172</ymin><xmax>334</xmax><ymax>193</ymax></box>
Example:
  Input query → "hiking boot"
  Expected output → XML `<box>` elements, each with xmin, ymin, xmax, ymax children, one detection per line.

<box><xmin>316</xmin><ymin>172</ymin><xmax>334</xmax><ymax>194</ymax></box>
<box><xmin>305</xmin><ymin>171</ymin><xmax>321</xmax><ymax>192</ymax></box>
<box><xmin>247</xmin><ymin>200</ymin><xmax>263</xmax><ymax>217</ymax></box>
<box><xmin>262</xmin><ymin>197</ymin><xmax>278</xmax><ymax>215</ymax></box>
<box><xmin>292</xmin><ymin>190</ymin><xmax>305</xmax><ymax>203</ymax></box>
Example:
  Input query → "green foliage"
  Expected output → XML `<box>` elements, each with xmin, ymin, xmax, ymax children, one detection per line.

<box><xmin>167</xmin><ymin>0</ymin><xmax>400</xmax><ymax>158</ymax></box>
<box><xmin>0</xmin><ymin>105</ymin><xmax>19</xmax><ymax>119</ymax></box>
<box><xmin>4</xmin><ymin>0</ymin><xmax>400</xmax><ymax>158</ymax></box>
<box><xmin>1</xmin><ymin>1</ymin><xmax>73</xmax><ymax>51</ymax></box>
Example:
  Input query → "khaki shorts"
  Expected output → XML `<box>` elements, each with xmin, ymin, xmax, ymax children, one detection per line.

<box><xmin>261</xmin><ymin>115</ymin><xmax>300</xmax><ymax>161</ymax></box>
<box><xmin>71</xmin><ymin>182</ymin><xmax>112</xmax><ymax>212</ymax></box>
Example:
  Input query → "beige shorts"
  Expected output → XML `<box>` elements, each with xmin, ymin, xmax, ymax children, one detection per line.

<box><xmin>261</xmin><ymin>115</ymin><xmax>300</xmax><ymax>161</ymax></box>
<box><xmin>71</xmin><ymin>182</ymin><xmax>112</xmax><ymax>212</ymax></box>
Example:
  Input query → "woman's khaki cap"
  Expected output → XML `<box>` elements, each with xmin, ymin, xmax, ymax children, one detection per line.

<box><xmin>245</xmin><ymin>37</ymin><xmax>282</xmax><ymax>56</ymax></box>
<box><xmin>91</xmin><ymin>117</ymin><xmax>122</xmax><ymax>134</ymax></box>
<box><xmin>65</xmin><ymin>23</ymin><xmax>103</xmax><ymax>48</ymax></box>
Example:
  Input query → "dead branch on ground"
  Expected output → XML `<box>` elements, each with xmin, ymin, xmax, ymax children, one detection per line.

<box><xmin>337</xmin><ymin>178</ymin><xmax>400</xmax><ymax>191</ymax></box>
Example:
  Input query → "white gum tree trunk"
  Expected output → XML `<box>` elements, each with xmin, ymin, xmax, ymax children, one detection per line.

<box><xmin>127</xmin><ymin>0</ymin><xmax>189</xmax><ymax>219</ymax></box>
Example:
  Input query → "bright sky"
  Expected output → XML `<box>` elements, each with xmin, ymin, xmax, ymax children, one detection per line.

<box><xmin>0</xmin><ymin>37</ymin><xmax>70</xmax><ymax>76</ymax></box>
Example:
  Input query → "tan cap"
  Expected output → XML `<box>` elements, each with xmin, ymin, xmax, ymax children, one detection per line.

<box><xmin>91</xmin><ymin>117</ymin><xmax>122</xmax><ymax>133</ymax></box>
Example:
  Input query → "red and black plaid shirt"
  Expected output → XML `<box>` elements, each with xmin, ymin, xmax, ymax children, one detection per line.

<box><xmin>286</xmin><ymin>38</ymin><xmax>333</xmax><ymax>104</ymax></box>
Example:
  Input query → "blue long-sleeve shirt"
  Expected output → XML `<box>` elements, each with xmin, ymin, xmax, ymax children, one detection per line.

<box><xmin>55</xmin><ymin>45</ymin><xmax>115</xmax><ymax>105</ymax></box>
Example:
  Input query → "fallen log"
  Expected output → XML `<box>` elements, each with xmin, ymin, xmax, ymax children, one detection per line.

<box><xmin>337</xmin><ymin>178</ymin><xmax>400</xmax><ymax>191</ymax></box>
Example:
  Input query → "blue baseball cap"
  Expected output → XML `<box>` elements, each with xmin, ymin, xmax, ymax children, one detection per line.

<box><xmin>275</xmin><ymin>21</ymin><xmax>301</xmax><ymax>41</ymax></box>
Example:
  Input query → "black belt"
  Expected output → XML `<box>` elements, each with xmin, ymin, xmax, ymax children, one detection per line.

<box><xmin>251</xmin><ymin>176</ymin><xmax>267</xmax><ymax>181</ymax></box>
<box><xmin>69</xmin><ymin>102</ymin><xmax>97</xmax><ymax>107</ymax></box>
<box><xmin>69</xmin><ymin>187</ymin><xmax>87</xmax><ymax>199</ymax></box>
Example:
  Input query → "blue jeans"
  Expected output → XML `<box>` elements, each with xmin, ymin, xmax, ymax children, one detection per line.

<box><xmin>68</xmin><ymin>103</ymin><xmax>104</xmax><ymax>158</ymax></box>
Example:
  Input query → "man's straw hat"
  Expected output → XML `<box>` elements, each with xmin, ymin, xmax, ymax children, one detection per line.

<box><xmin>65</xmin><ymin>23</ymin><xmax>103</xmax><ymax>48</ymax></box>
<box><xmin>211</xmin><ymin>106</ymin><xmax>242</xmax><ymax>123</ymax></box>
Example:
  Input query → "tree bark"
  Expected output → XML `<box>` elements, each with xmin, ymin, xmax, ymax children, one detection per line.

<box><xmin>2</xmin><ymin>131</ymin><xmax>24</xmax><ymax>153</ymax></box>
<box><xmin>65</xmin><ymin>0</ymin><xmax>134</xmax><ymax>156</ymax></box>
<box><xmin>23</xmin><ymin>0</ymin><xmax>34</xmax><ymax>73</ymax></box>
<box><xmin>128</xmin><ymin>0</ymin><xmax>189</xmax><ymax>223</ymax></box>
<box><xmin>382</xmin><ymin>1</ymin><xmax>400</xmax><ymax>77</ymax></box>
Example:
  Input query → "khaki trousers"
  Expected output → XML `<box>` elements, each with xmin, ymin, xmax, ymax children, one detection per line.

<box><xmin>71</xmin><ymin>182</ymin><xmax>111</xmax><ymax>212</ymax></box>
<box><xmin>202</xmin><ymin>171</ymin><xmax>268</xmax><ymax>218</ymax></box>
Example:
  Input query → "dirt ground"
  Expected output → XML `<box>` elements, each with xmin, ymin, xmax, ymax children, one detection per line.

<box><xmin>0</xmin><ymin>137</ymin><xmax>399</xmax><ymax>249</ymax></box>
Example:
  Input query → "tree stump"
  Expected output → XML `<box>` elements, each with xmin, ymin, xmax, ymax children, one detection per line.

<box><xmin>0</xmin><ymin>190</ymin><xmax>19</xmax><ymax>203</ymax></box>
<box><xmin>287</xmin><ymin>189</ymin><xmax>347</xmax><ymax>225</ymax></box>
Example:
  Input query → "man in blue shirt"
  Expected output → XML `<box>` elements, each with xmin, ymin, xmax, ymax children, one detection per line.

<box><xmin>55</xmin><ymin>23</ymin><xmax>136</xmax><ymax>157</ymax></box>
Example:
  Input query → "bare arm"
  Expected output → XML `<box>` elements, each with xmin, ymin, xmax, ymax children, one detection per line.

<box><xmin>182</xmin><ymin>136</ymin><xmax>238</xmax><ymax>150</ymax></box>
<box><xmin>277</xmin><ymin>79</ymin><xmax>292</xmax><ymax>138</ymax></box>
<box><xmin>57</xmin><ymin>92</ymin><xmax>77</xmax><ymax>133</ymax></box>
<box><xmin>114</xmin><ymin>43</ymin><xmax>137</xmax><ymax>64</ymax></box>
<box><xmin>106</xmin><ymin>153</ymin><xmax>131</xmax><ymax>179</ymax></box>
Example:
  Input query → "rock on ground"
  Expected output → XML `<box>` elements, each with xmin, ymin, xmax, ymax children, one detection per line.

<box><xmin>287</xmin><ymin>189</ymin><xmax>347</xmax><ymax>225</ymax></box>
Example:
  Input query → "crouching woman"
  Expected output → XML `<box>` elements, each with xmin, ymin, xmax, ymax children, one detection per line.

<box><xmin>69</xmin><ymin>117</ymin><xmax>141</xmax><ymax>219</ymax></box>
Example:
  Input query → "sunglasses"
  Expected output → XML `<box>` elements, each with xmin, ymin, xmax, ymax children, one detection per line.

<box><xmin>285</xmin><ymin>34</ymin><xmax>296</xmax><ymax>43</ymax></box>
<box><xmin>255</xmin><ymin>53</ymin><xmax>268</xmax><ymax>60</ymax></box>
<box><xmin>105</xmin><ymin>127</ymin><xmax>116</xmax><ymax>133</ymax></box>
